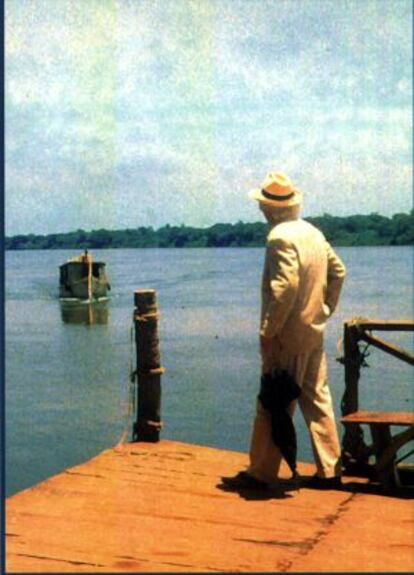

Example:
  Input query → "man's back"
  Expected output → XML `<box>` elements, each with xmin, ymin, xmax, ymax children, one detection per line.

<box><xmin>261</xmin><ymin>219</ymin><xmax>346</xmax><ymax>354</ymax></box>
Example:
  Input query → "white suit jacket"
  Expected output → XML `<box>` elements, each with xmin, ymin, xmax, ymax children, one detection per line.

<box><xmin>260</xmin><ymin>218</ymin><xmax>346</xmax><ymax>355</ymax></box>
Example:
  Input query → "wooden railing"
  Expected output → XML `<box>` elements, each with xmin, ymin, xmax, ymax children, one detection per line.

<box><xmin>339</xmin><ymin>318</ymin><xmax>414</xmax><ymax>485</ymax></box>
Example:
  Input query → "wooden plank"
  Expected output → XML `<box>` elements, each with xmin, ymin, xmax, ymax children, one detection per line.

<box><xmin>290</xmin><ymin>492</ymin><xmax>414</xmax><ymax>573</ymax></box>
<box><xmin>353</xmin><ymin>319</ymin><xmax>414</xmax><ymax>332</ymax></box>
<box><xmin>358</xmin><ymin>332</ymin><xmax>414</xmax><ymax>365</ymax></box>
<box><xmin>6</xmin><ymin>440</ymin><xmax>414</xmax><ymax>573</ymax></box>
<box><xmin>341</xmin><ymin>411</ymin><xmax>414</xmax><ymax>426</ymax></box>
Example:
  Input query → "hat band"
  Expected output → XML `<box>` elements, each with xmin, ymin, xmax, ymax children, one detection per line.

<box><xmin>261</xmin><ymin>189</ymin><xmax>295</xmax><ymax>201</ymax></box>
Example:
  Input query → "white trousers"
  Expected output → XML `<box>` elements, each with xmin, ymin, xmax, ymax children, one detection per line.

<box><xmin>247</xmin><ymin>344</ymin><xmax>341</xmax><ymax>482</ymax></box>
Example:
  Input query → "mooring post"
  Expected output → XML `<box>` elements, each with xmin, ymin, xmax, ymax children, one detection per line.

<box><xmin>133</xmin><ymin>289</ymin><xmax>164</xmax><ymax>442</ymax></box>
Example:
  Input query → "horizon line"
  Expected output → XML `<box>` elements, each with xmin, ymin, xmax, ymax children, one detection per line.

<box><xmin>5</xmin><ymin>209</ymin><xmax>413</xmax><ymax>238</ymax></box>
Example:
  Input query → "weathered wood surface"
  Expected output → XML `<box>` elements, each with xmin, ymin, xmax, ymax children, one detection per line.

<box><xmin>340</xmin><ymin>318</ymin><xmax>414</xmax><ymax>472</ymax></box>
<box><xmin>358</xmin><ymin>331</ymin><xmax>414</xmax><ymax>365</ymax></box>
<box><xmin>6</xmin><ymin>440</ymin><xmax>414</xmax><ymax>573</ymax></box>
<box><xmin>352</xmin><ymin>319</ymin><xmax>414</xmax><ymax>331</ymax></box>
<box><xmin>133</xmin><ymin>289</ymin><xmax>163</xmax><ymax>442</ymax></box>
<box><xmin>341</xmin><ymin>411</ymin><xmax>414</xmax><ymax>426</ymax></box>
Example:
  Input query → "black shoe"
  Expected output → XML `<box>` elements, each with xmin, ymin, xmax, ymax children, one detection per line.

<box><xmin>305</xmin><ymin>475</ymin><xmax>342</xmax><ymax>490</ymax></box>
<box><xmin>221</xmin><ymin>471</ymin><xmax>269</xmax><ymax>490</ymax></box>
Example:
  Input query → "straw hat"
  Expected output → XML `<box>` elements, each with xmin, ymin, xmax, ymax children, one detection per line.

<box><xmin>249</xmin><ymin>171</ymin><xmax>302</xmax><ymax>207</ymax></box>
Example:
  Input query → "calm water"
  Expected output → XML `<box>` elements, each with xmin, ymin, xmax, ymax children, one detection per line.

<box><xmin>5</xmin><ymin>246</ymin><xmax>413</xmax><ymax>496</ymax></box>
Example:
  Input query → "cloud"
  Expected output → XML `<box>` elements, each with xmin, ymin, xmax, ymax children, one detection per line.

<box><xmin>5</xmin><ymin>0</ymin><xmax>413</xmax><ymax>234</ymax></box>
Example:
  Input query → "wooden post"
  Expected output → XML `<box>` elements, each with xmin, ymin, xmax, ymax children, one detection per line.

<box><xmin>133</xmin><ymin>289</ymin><xmax>164</xmax><ymax>442</ymax></box>
<box><xmin>340</xmin><ymin>319</ymin><xmax>370</xmax><ymax>473</ymax></box>
<box><xmin>87</xmin><ymin>258</ymin><xmax>92</xmax><ymax>301</ymax></box>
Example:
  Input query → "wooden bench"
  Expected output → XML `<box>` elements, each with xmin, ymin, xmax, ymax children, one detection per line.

<box><xmin>341</xmin><ymin>411</ymin><xmax>414</xmax><ymax>488</ymax></box>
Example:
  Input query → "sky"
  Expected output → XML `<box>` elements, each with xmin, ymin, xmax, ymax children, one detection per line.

<box><xmin>5</xmin><ymin>0</ymin><xmax>413</xmax><ymax>235</ymax></box>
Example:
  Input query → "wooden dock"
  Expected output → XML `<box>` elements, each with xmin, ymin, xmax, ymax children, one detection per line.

<box><xmin>6</xmin><ymin>440</ymin><xmax>414</xmax><ymax>573</ymax></box>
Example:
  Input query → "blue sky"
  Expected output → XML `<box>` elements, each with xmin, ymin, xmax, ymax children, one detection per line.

<box><xmin>5</xmin><ymin>0</ymin><xmax>412</xmax><ymax>235</ymax></box>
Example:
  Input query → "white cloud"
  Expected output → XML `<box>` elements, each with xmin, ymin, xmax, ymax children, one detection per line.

<box><xmin>5</xmin><ymin>0</ymin><xmax>413</xmax><ymax>234</ymax></box>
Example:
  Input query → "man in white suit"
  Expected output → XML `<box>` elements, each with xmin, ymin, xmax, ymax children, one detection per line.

<box><xmin>224</xmin><ymin>171</ymin><xmax>346</xmax><ymax>490</ymax></box>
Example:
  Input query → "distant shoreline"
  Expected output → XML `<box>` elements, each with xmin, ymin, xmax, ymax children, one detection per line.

<box><xmin>5</xmin><ymin>211</ymin><xmax>413</xmax><ymax>249</ymax></box>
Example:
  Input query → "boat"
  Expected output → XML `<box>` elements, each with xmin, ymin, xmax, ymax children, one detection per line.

<box><xmin>59</xmin><ymin>250</ymin><xmax>110</xmax><ymax>302</ymax></box>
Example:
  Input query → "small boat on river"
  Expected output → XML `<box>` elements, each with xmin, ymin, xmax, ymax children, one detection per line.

<box><xmin>59</xmin><ymin>250</ymin><xmax>110</xmax><ymax>302</ymax></box>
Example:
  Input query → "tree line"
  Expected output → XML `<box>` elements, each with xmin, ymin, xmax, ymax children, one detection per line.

<box><xmin>5</xmin><ymin>211</ymin><xmax>413</xmax><ymax>250</ymax></box>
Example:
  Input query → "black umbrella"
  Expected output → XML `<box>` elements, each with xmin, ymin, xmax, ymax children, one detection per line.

<box><xmin>258</xmin><ymin>369</ymin><xmax>301</xmax><ymax>477</ymax></box>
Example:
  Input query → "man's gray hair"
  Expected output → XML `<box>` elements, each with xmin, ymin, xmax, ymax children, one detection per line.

<box><xmin>261</xmin><ymin>203</ymin><xmax>301</xmax><ymax>223</ymax></box>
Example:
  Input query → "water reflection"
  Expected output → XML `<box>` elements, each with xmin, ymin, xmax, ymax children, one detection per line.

<box><xmin>60</xmin><ymin>301</ymin><xmax>109</xmax><ymax>325</ymax></box>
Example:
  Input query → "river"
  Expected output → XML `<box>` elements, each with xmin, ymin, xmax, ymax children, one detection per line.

<box><xmin>5</xmin><ymin>246</ymin><xmax>413</xmax><ymax>496</ymax></box>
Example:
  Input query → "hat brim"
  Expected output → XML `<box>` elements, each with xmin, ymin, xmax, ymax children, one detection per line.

<box><xmin>249</xmin><ymin>188</ymin><xmax>302</xmax><ymax>207</ymax></box>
